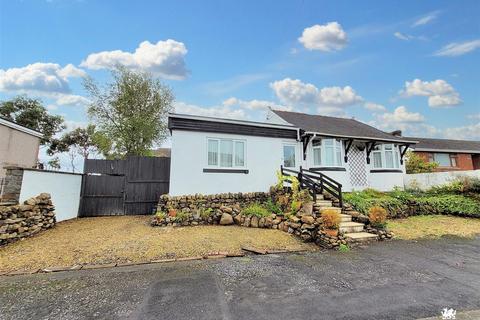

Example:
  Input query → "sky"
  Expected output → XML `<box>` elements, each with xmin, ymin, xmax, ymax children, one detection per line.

<box><xmin>1</xmin><ymin>0</ymin><xmax>480</xmax><ymax>168</ymax></box>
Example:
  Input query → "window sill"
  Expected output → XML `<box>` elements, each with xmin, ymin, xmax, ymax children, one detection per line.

<box><xmin>203</xmin><ymin>168</ymin><xmax>249</xmax><ymax>174</ymax></box>
<box><xmin>370</xmin><ymin>169</ymin><xmax>403</xmax><ymax>173</ymax></box>
<box><xmin>310</xmin><ymin>167</ymin><xmax>346</xmax><ymax>172</ymax></box>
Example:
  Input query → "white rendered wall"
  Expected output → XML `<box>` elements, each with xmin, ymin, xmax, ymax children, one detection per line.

<box><xmin>404</xmin><ymin>169</ymin><xmax>480</xmax><ymax>190</ymax></box>
<box><xmin>19</xmin><ymin>169</ymin><xmax>82</xmax><ymax>222</ymax></box>
<box><xmin>169</xmin><ymin>130</ymin><xmax>301</xmax><ymax>195</ymax></box>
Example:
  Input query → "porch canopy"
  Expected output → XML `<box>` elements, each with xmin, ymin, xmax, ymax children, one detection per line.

<box><xmin>271</xmin><ymin>110</ymin><xmax>418</xmax><ymax>164</ymax></box>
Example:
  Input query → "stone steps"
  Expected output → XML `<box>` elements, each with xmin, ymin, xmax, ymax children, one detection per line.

<box><xmin>314</xmin><ymin>200</ymin><xmax>333</xmax><ymax>207</ymax></box>
<box><xmin>339</xmin><ymin>221</ymin><xmax>365</xmax><ymax>233</ymax></box>
<box><xmin>340</xmin><ymin>214</ymin><xmax>352</xmax><ymax>222</ymax></box>
<box><xmin>318</xmin><ymin>207</ymin><xmax>342</xmax><ymax>214</ymax></box>
<box><xmin>344</xmin><ymin>232</ymin><xmax>378</xmax><ymax>242</ymax></box>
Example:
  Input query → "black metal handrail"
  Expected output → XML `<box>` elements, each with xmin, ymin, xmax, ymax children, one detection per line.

<box><xmin>280</xmin><ymin>165</ymin><xmax>343</xmax><ymax>208</ymax></box>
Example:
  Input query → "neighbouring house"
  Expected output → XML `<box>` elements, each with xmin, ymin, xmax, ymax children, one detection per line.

<box><xmin>407</xmin><ymin>137</ymin><xmax>480</xmax><ymax>172</ymax></box>
<box><xmin>168</xmin><ymin>109</ymin><xmax>418</xmax><ymax>196</ymax></box>
<box><xmin>0</xmin><ymin>117</ymin><xmax>43</xmax><ymax>179</ymax></box>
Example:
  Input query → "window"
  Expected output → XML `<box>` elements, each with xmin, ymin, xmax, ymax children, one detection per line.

<box><xmin>207</xmin><ymin>138</ymin><xmax>245</xmax><ymax>168</ymax></box>
<box><xmin>372</xmin><ymin>144</ymin><xmax>400</xmax><ymax>169</ymax></box>
<box><xmin>431</xmin><ymin>153</ymin><xmax>457</xmax><ymax>167</ymax></box>
<box><xmin>283</xmin><ymin>144</ymin><xmax>296</xmax><ymax>168</ymax></box>
<box><xmin>312</xmin><ymin>138</ymin><xmax>342</xmax><ymax>167</ymax></box>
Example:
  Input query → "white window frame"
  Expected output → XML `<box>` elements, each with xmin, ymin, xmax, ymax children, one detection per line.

<box><xmin>372</xmin><ymin>144</ymin><xmax>401</xmax><ymax>169</ymax></box>
<box><xmin>206</xmin><ymin>137</ymin><xmax>246</xmax><ymax>169</ymax></box>
<box><xmin>282</xmin><ymin>143</ymin><xmax>297</xmax><ymax>168</ymax></box>
<box><xmin>311</xmin><ymin>138</ymin><xmax>344</xmax><ymax>167</ymax></box>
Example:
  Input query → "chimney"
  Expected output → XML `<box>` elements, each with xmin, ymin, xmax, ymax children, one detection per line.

<box><xmin>390</xmin><ymin>130</ymin><xmax>402</xmax><ymax>137</ymax></box>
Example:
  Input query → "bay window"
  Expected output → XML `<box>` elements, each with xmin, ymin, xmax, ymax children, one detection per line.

<box><xmin>207</xmin><ymin>138</ymin><xmax>245</xmax><ymax>168</ymax></box>
<box><xmin>372</xmin><ymin>144</ymin><xmax>400</xmax><ymax>169</ymax></box>
<box><xmin>312</xmin><ymin>138</ymin><xmax>343</xmax><ymax>167</ymax></box>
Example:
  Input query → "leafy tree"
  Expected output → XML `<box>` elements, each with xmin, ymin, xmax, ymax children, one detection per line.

<box><xmin>405</xmin><ymin>151</ymin><xmax>439</xmax><ymax>174</ymax></box>
<box><xmin>47</xmin><ymin>124</ymin><xmax>105</xmax><ymax>172</ymax></box>
<box><xmin>47</xmin><ymin>157</ymin><xmax>61</xmax><ymax>171</ymax></box>
<box><xmin>0</xmin><ymin>96</ymin><xmax>65</xmax><ymax>145</ymax></box>
<box><xmin>83</xmin><ymin>66</ymin><xmax>174</xmax><ymax>158</ymax></box>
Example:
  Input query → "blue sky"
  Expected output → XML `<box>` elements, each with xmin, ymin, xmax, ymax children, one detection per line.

<box><xmin>1</xmin><ymin>0</ymin><xmax>479</xmax><ymax>148</ymax></box>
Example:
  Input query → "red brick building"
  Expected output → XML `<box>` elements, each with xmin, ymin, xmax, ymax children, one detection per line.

<box><xmin>408</xmin><ymin>137</ymin><xmax>480</xmax><ymax>172</ymax></box>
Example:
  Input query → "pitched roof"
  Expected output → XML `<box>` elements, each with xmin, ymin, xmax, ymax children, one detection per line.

<box><xmin>272</xmin><ymin>110</ymin><xmax>417</xmax><ymax>144</ymax></box>
<box><xmin>407</xmin><ymin>137</ymin><xmax>480</xmax><ymax>154</ymax></box>
<box><xmin>0</xmin><ymin>117</ymin><xmax>44</xmax><ymax>138</ymax></box>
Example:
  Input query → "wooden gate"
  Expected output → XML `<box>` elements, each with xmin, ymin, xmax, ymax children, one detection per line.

<box><xmin>79</xmin><ymin>156</ymin><xmax>170</xmax><ymax>217</ymax></box>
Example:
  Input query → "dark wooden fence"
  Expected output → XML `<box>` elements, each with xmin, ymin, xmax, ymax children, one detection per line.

<box><xmin>79</xmin><ymin>156</ymin><xmax>170</xmax><ymax>217</ymax></box>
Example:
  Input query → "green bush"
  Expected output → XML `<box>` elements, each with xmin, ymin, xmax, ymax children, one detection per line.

<box><xmin>344</xmin><ymin>188</ymin><xmax>480</xmax><ymax>219</ymax></box>
<box><xmin>338</xmin><ymin>244</ymin><xmax>350</xmax><ymax>253</ymax></box>
<box><xmin>199</xmin><ymin>208</ymin><xmax>213</xmax><ymax>219</ymax></box>
<box><xmin>175</xmin><ymin>211</ymin><xmax>190</xmax><ymax>223</ymax></box>
<box><xmin>241</xmin><ymin>203</ymin><xmax>271</xmax><ymax>218</ymax></box>
<box><xmin>415</xmin><ymin>195</ymin><xmax>480</xmax><ymax>217</ymax></box>
<box><xmin>155</xmin><ymin>211</ymin><xmax>166</xmax><ymax>220</ymax></box>
<box><xmin>265</xmin><ymin>198</ymin><xmax>282</xmax><ymax>215</ymax></box>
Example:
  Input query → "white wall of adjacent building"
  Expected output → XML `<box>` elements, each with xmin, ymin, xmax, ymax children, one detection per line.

<box><xmin>19</xmin><ymin>169</ymin><xmax>82</xmax><ymax>222</ymax></box>
<box><xmin>404</xmin><ymin>169</ymin><xmax>480</xmax><ymax>190</ymax></box>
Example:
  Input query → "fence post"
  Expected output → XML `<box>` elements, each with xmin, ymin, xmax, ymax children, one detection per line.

<box><xmin>298</xmin><ymin>166</ymin><xmax>303</xmax><ymax>189</ymax></box>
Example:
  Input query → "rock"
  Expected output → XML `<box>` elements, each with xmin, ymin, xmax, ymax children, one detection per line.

<box><xmin>258</xmin><ymin>217</ymin><xmax>265</xmax><ymax>228</ymax></box>
<box><xmin>250</xmin><ymin>216</ymin><xmax>259</xmax><ymax>228</ymax></box>
<box><xmin>233</xmin><ymin>214</ymin><xmax>242</xmax><ymax>225</ymax></box>
<box><xmin>243</xmin><ymin>216</ymin><xmax>251</xmax><ymax>227</ymax></box>
<box><xmin>301</xmin><ymin>215</ymin><xmax>315</xmax><ymax>224</ymax></box>
<box><xmin>219</xmin><ymin>213</ymin><xmax>234</xmax><ymax>225</ymax></box>
<box><xmin>220</xmin><ymin>206</ymin><xmax>233</xmax><ymax>214</ymax></box>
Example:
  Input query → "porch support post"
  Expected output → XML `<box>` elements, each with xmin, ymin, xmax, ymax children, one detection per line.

<box><xmin>343</xmin><ymin>139</ymin><xmax>354</xmax><ymax>163</ymax></box>
<box><xmin>302</xmin><ymin>134</ymin><xmax>312</xmax><ymax>160</ymax></box>
<box><xmin>365</xmin><ymin>141</ymin><xmax>376</xmax><ymax>165</ymax></box>
<box><xmin>399</xmin><ymin>144</ymin><xmax>410</xmax><ymax>165</ymax></box>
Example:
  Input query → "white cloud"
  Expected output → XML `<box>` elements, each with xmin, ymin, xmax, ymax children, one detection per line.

<box><xmin>55</xmin><ymin>94</ymin><xmax>90</xmax><ymax>107</ymax></box>
<box><xmin>364</xmin><ymin>102</ymin><xmax>386</xmax><ymax>112</ymax></box>
<box><xmin>434</xmin><ymin>39</ymin><xmax>480</xmax><ymax>57</ymax></box>
<box><xmin>222</xmin><ymin>97</ymin><xmax>291</xmax><ymax>111</ymax></box>
<box><xmin>378</xmin><ymin>106</ymin><xmax>425</xmax><ymax>124</ymax></box>
<box><xmin>173</xmin><ymin>101</ymin><xmax>247</xmax><ymax>120</ymax></box>
<box><xmin>394</xmin><ymin>32</ymin><xmax>412</xmax><ymax>41</ymax></box>
<box><xmin>81</xmin><ymin>39</ymin><xmax>188</xmax><ymax>80</ymax></box>
<box><xmin>298</xmin><ymin>22</ymin><xmax>348</xmax><ymax>52</ymax></box>
<box><xmin>467</xmin><ymin>113</ymin><xmax>480</xmax><ymax>120</ymax></box>
<box><xmin>400</xmin><ymin>79</ymin><xmax>462</xmax><ymax>107</ymax></box>
<box><xmin>443</xmin><ymin>122</ymin><xmax>480</xmax><ymax>140</ymax></box>
<box><xmin>270</xmin><ymin>78</ymin><xmax>362</xmax><ymax>115</ymax></box>
<box><xmin>412</xmin><ymin>11</ymin><xmax>439</xmax><ymax>27</ymax></box>
<box><xmin>0</xmin><ymin>62</ymin><xmax>85</xmax><ymax>94</ymax></box>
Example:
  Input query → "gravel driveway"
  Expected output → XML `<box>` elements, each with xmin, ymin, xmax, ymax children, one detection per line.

<box><xmin>1</xmin><ymin>236</ymin><xmax>479</xmax><ymax>320</ymax></box>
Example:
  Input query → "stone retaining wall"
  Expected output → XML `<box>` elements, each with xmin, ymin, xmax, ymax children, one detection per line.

<box><xmin>153</xmin><ymin>191</ymin><xmax>392</xmax><ymax>248</ymax></box>
<box><xmin>0</xmin><ymin>193</ymin><xmax>56</xmax><ymax>246</ymax></box>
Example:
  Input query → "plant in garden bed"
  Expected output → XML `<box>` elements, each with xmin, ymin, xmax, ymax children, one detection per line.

<box><xmin>321</xmin><ymin>209</ymin><xmax>341</xmax><ymax>236</ymax></box>
<box><xmin>265</xmin><ymin>198</ymin><xmax>283</xmax><ymax>216</ymax></box>
<box><xmin>155</xmin><ymin>211</ymin><xmax>166</xmax><ymax>221</ymax></box>
<box><xmin>368</xmin><ymin>206</ymin><xmax>387</xmax><ymax>229</ymax></box>
<box><xmin>241</xmin><ymin>203</ymin><xmax>270</xmax><ymax>218</ymax></box>
<box><xmin>296</xmin><ymin>189</ymin><xmax>313</xmax><ymax>215</ymax></box>
<box><xmin>175</xmin><ymin>211</ymin><xmax>190</xmax><ymax>223</ymax></box>
<box><xmin>290</xmin><ymin>200</ymin><xmax>302</xmax><ymax>215</ymax></box>
<box><xmin>338</xmin><ymin>243</ymin><xmax>350</xmax><ymax>252</ymax></box>
<box><xmin>199</xmin><ymin>208</ymin><xmax>214</xmax><ymax>220</ymax></box>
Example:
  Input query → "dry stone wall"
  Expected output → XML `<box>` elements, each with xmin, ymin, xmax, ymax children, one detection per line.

<box><xmin>0</xmin><ymin>193</ymin><xmax>56</xmax><ymax>246</ymax></box>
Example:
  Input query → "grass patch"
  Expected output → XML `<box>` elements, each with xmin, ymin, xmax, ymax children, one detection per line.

<box><xmin>387</xmin><ymin>215</ymin><xmax>480</xmax><ymax>240</ymax></box>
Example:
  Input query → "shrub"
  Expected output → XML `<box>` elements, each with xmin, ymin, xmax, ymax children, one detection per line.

<box><xmin>369</xmin><ymin>206</ymin><xmax>388</xmax><ymax>228</ymax></box>
<box><xmin>338</xmin><ymin>244</ymin><xmax>350</xmax><ymax>252</ymax></box>
<box><xmin>343</xmin><ymin>190</ymin><xmax>407</xmax><ymax>218</ymax></box>
<box><xmin>265</xmin><ymin>199</ymin><xmax>282</xmax><ymax>215</ymax></box>
<box><xmin>290</xmin><ymin>200</ymin><xmax>302</xmax><ymax>214</ymax></box>
<box><xmin>175</xmin><ymin>211</ymin><xmax>190</xmax><ymax>223</ymax></box>
<box><xmin>415</xmin><ymin>195</ymin><xmax>480</xmax><ymax>217</ymax></box>
<box><xmin>296</xmin><ymin>189</ymin><xmax>313</xmax><ymax>203</ymax></box>
<box><xmin>168</xmin><ymin>208</ymin><xmax>177</xmax><ymax>217</ymax></box>
<box><xmin>321</xmin><ymin>209</ymin><xmax>341</xmax><ymax>230</ymax></box>
<box><xmin>242</xmin><ymin>203</ymin><xmax>270</xmax><ymax>218</ymax></box>
<box><xmin>155</xmin><ymin>211</ymin><xmax>166</xmax><ymax>220</ymax></box>
<box><xmin>199</xmin><ymin>208</ymin><xmax>213</xmax><ymax>219</ymax></box>
<box><xmin>276</xmin><ymin>194</ymin><xmax>291</xmax><ymax>212</ymax></box>
<box><xmin>405</xmin><ymin>151</ymin><xmax>438</xmax><ymax>174</ymax></box>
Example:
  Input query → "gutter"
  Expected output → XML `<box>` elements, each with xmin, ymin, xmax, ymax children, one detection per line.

<box><xmin>302</xmin><ymin>131</ymin><xmax>418</xmax><ymax>144</ymax></box>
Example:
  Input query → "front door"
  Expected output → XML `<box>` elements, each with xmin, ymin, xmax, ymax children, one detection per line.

<box><xmin>348</xmin><ymin>144</ymin><xmax>368</xmax><ymax>190</ymax></box>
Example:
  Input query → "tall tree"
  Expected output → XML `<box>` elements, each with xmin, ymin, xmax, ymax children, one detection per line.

<box><xmin>0</xmin><ymin>96</ymin><xmax>65</xmax><ymax>145</ymax></box>
<box><xmin>83</xmin><ymin>66</ymin><xmax>174</xmax><ymax>158</ymax></box>
<box><xmin>47</xmin><ymin>124</ymin><xmax>105</xmax><ymax>172</ymax></box>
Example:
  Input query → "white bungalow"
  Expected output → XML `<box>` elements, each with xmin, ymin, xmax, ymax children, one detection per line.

<box><xmin>168</xmin><ymin>109</ymin><xmax>418</xmax><ymax>200</ymax></box>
